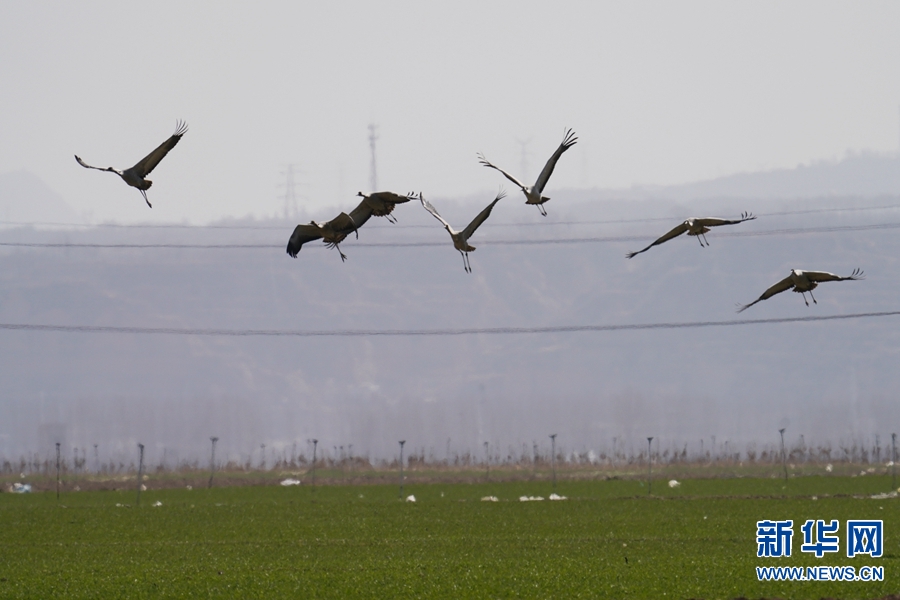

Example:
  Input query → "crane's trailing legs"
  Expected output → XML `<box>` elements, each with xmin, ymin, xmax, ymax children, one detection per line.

<box><xmin>320</xmin><ymin>239</ymin><xmax>348</xmax><ymax>261</ymax></box>
<box><xmin>140</xmin><ymin>190</ymin><xmax>151</xmax><ymax>208</ymax></box>
<box><xmin>460</xmin><ymin>251</ymin><xmax>471</xmax><ymax>273</ymax></box>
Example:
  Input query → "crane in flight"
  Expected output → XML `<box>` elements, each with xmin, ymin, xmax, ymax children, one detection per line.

<box><xmin>737</xmin><ymin>268</ymin><xmax>864</xmax><ymax>312</ymax></box>
<box><xmin>420</xmin><ymin>189</ymin><xmax>506</xmax><ymax>272</ymax></box>
<box><xmin>477</xmin><ymin>129</ymin><xmax>577</xmax><ymax>216</ymax></box>
<box><xmin>74</xmin><ymin>120</ymin><xmax>188</xmax><ymax>208</ymax></box>
<box><xmin>356</xmin><ymin>191</ymin><xmax>418</xmax><ymax>223</ymax></box>
<box><xmin>286</xmin><ymin>202</ymin><xmax>373</xmax><ymax>262</ymax></box>
<box><xmin>626</xmin><ymin>212</ymin><xmax>756</xmax><ymax>258</ymax></box>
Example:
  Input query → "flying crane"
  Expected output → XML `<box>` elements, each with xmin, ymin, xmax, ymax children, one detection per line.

<box><xmin>477</xmin><ymin>129</ymin><xmax>577</xmax><ymax>216</ymax></box>
<box><xmin>737</xmin><ymin>268</ymin><xmax>865</xmax><ymax>312</ymax></box>
<box><xmin>74</xmin><ymin>121</ymin><xmax>188</xmax><ymax>208</ymax></box>
<box><xmin>626</xmin><ymin>212</ymin><xmax>756</xmax><ymax>258</ymax></box>
<box><xmin>420</xmin><ymin>189</ymin><xmax>506</xmax><ymax>272</ymax></box>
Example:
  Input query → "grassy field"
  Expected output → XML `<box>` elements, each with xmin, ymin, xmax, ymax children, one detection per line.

<box><xmin>0</xmin><ymin>476</ymin><xmax>897</xmax><ymax>598</ymax></box>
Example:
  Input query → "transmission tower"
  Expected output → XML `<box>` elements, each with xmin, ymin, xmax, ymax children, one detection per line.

<box><xmin>278</xmin><ymin>164</ymin><xmax>302</xmax><ymax>220</ymax></box>
<box><xmin>368</xmin><ymin>123</ymin><xmax>379</xmax><ymax>192</ymax></box>
<box><xmin>516</xmin><ymin>137</ymin><xmax>532</xmax><ymax>182</ymax></box>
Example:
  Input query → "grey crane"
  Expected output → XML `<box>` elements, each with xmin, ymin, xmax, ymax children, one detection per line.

<box><xmin>74</xmin><ymin>120</ymin><xmax>188</xmax><ymax>208</ymax></box>
<box><xmin>355</xmin><ymin>191</ymin><xmax>418</xmax><ymax>223</ymax></box>
<box><xmin>477</xmin><ymin>129</ymin><xmax>577</xmax><ymax>216</ymax></box>
<box><xmin>737</xmin><ymin>268</ymin><xmax>865</xmax><ymax>312</ymax></box>
<box><xmin>420</xmin><ymin>189</ymin><xmax>506</xmax><ymax>272</ymax></box>
<box><xmin>626</xmin><ymin>212</ymin><xmax>756</xmax><ymax>258</ymax></box>
<box><xmin>286</xmin><ymin>201</ymin><xmax>373</xmax><ymax>261</ymax></box>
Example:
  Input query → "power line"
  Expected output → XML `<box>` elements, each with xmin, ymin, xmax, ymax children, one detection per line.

<box><xmin>2</xmin><ymin>221</ymin><xmax>900</xmax><ymax>250</ymax></box>
<box><xmin>1</xmin><ymin>311</ymin><xmax>897</xmax><ymax>337</ymax></box>
<box><xmin>2</xmin><ymin>201</ymin><xmax>899</xmax><ymax>232</ymax></box>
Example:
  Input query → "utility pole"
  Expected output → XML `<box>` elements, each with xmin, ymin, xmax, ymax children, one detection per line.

<box><xmin>779</xmin><ymin>428</ymin><xmax>788</xmax><ymax>482</ymax></box>
<box><xmin>311</xmin><ymin>439</ymin><xmax>318</xmax><ymax>489</ymax></box>
<box><xmin>647</xmin><ymin>437</ymin><xmax>654</xmax><ymax>495</ymax></box>
<box><xmin>93</xmin><ymin>444</ymin><xmax>99</xmax><ymax>474</ymax></box>
<box><xmin>368</xmin><ymin>124</ymin><xmax>379</xmax><ymax>192</ymax></box>
<box><xmin>398</xmin><ymin>440</ymin><xmax>406</xmax><ymax>499</ymax></box>
<box><xmin>208</xmin><ymin>437</ymin><xmax>218</xmax><ymax>489</ymax></box>
<box><xmin>55</xmin><ymin>442</ymin><xmax>61</xmax><ymax>500</ymax></box>
<box><xmin>549</xmin><ymin>434</ymin><xmax>557</xmax><ymax>491</ymax></box>
<box><xmin>484</xmin><ymin>441</ymin><xmax>490</xmax><ymax>481</ymax></box>
<box><xmin>136</xmin><ymin>443</ymin><xmax>144</xmax><ymax>506</ymax></box>
<box><xmin>892</xmin><ymin>433</ymin><xmax>897</xmax><ymax>491</ymax></box>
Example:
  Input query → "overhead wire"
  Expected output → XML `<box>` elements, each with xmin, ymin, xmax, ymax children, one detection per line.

<box><xmin>1</xmin><ymin>310</ymin><xmax>898</xmax><ymax>337</ymax></box>
<box><xmin>2</xmin><ymin>221</ymin><xmax>900</xmax><ymax>249</ymax></box>
<box><xmin>1</xmin><ymin>200</ymin><xmax>899</xmax><ymax>231</ymax></box>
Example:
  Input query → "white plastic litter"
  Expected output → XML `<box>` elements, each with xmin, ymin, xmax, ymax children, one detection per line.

<box><xmin>518</xmin><ymin>496</ymin><xmax>545</xmax><ymax>502</ymax></box>
<box><xmin>405</xmin><ymin>495</ymin><xmax>416</xmax><ymax>502</ymax></box>
<box><xmin>870</xmin><ymin>490</ymin><xmax>898</xmax><ymax>500</ymax></box>
<box><xmin>11</xmin><ymin>483</ymin><xmax>31</xmax><ymax>493</ymax></box>
<box><xmin>152</xmin><ymin>500</ymin><xmax>162</xmax><ymax>507</ymax></box>
<box><xmin>480</xmin><ymin>496</ymin><xmax>499</xmax><ymax>502</ymax></box>
<box><xmin>280</xmin><ymin>478</ymin><xmax>302</xmax><ymax>486</ymax></box>
<box><xmin>549</xmin><ymin>493</ymin><xmax>567</xmax><ymax>501</ymax></box>
<box><xmin>825</xmin><ymin>464</ymin><xmax>833</xmax><ymax>472</ymax></box>
<box><xmin>668</xmin><ymin>480</ymin><xmax>681</xmax><ymax>488</ymax></box>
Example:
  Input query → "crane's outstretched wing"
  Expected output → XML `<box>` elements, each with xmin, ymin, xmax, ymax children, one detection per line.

<box><xmin>736</xmin><ymin>275</ymin><xmax>795</xmax><ymax>312</ymax></box>
<box><xmin>344</xmin><ymin>202</ymin><xmax>374</xmax><ymax>237</ymax></box>
<box><xmin>626</xmin><ymin>222</ymin><xmax>689</xmax><ymax>258</ymax></box>
<box><xmin>74</xmin><ymin>155</ymin><xmax>111</xmax><ymax>172</ymax></box>
<box><xmin>533</xmin><ymin>128</ymin><xmax>577</xmax><ymax>194</ymax></box>
<box><xmin>286</xmin><ymin>223</ymin><xmax>324</xmax><ymax>258</ymax></box>
<box><xmin>477</xmin><ymin>153</ymin><xmax>528</xmax><ymax>191</ymax></box>
<box><xmin>420</xmin><ymin>195</ymin><xmax>453</xmax><ymax>230</ymax></box>
<box><xmin>462</xmin><ymin>188</ymin><xmax>506</xmax><ymax>239</ymax></box>
<box><xmin>131</xmin><ymin>120</ymin><xmax>188</xmax><ymax>177</ymax></box>
<box><xmin>694</xmin><ymin>212</ymin><xmax>756</xmax><ymax>228</ymax></box>
<box><xmin>805</xmin><ymin>268</ymin><xmax>865</xmax><ymax>283</ymax></box>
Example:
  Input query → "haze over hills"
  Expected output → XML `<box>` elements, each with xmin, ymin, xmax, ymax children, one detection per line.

<box><xmin>1</xmin><ymin>154</ymin><xmax>899</xmax><ymax>466</ymax></box>
<box><xmin>0</xmin><ymin>170</ymin><xmax>82</xmax><ymax>226</ymax></box>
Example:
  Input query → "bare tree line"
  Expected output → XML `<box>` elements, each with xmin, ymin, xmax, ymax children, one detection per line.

<box><xmin>2</xmin><ymin>435</ymin><xmax>896</xmax><ymax>480</ymax></box>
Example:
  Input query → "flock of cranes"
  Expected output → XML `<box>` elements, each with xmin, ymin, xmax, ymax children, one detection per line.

<box><xmin>74</xmin><ymin>122</ymin><xmax>865</xmax><ymax>311</ymax></box>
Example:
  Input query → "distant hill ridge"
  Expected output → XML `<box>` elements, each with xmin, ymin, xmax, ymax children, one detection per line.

<box><xmin>597</xmin><ymin>151</ymin><xmax>900</xmax><ymax>201</ymax></box>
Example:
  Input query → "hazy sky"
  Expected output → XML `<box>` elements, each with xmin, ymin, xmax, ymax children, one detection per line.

<box><xmin>2</xmin><ymin>1</ymin><xmax>899</xmax><ymax>224</ymax></box>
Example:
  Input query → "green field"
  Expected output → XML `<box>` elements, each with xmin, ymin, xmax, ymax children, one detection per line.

<box><xmin>1</xmin><ymin>476</ymin><xmax>897</xmax><ymax>598</ymax></box>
